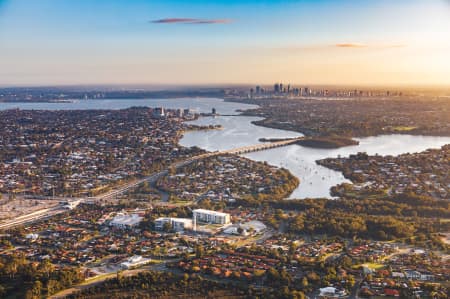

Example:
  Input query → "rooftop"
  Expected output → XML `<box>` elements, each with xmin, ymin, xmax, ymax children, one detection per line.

<box><xmin>110</xmin><ymin>213</ymin><xmax>143</xmax><ymax>227</ymax></box>
<box><xmin>193</xmin><ymin>209</ymin><xmax>229</xmax><ymax>217</ymax></box>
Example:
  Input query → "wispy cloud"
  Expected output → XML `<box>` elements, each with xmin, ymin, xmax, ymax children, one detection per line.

<box><xmin>335</xmin><ymin>43</ymin><xmax>368</xmax><ymax>48</ymax></box>
<box><xmin>273</xmin><ymin>43</ymin><xmax>407</xmax><ymax>53</ymax></box>
<box><xmin>335</xmin><ymin>43</ymin><xmax>406</xmax><ymax>49</ymax></box>
<box><xmin>151</xmin><ymin>18</ymin><xmax>232</xmax><ymax>25</ymax></box>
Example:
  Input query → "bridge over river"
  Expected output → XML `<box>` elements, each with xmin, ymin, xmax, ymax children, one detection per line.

<box><xmin>0</xmin><ymin>137</ymin><xmax>304</xmax><ymax>229</ymax></box>
<box><xmin>221</xmin><ymin>137</ymin><xmax>304</xmax><ymax>155</ymax></box>
<box><xmin>97</xmin><ymin>136</ymin><xmax>304</xmax><ymax>200</ymax></box>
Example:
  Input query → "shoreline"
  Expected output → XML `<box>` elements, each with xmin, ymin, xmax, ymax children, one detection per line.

<box><xmin>224</xmin><ymin>97</ymin><xmax>450</xmax><ymax>138</ymax></box>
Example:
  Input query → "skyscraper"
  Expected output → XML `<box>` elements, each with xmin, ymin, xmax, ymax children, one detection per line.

<box><xmin>274</xmin><ymin>83</ymin><xmax>280</xmax><ymax>93</ymax></box>
<box><xmin>303</xmin><ymin>87</ymin><xmax>309</xmax><ymax>96</ymax></box>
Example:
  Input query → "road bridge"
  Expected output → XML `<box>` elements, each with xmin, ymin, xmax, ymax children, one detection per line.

<box><xmin>0</xmin><ymin>137</ymin><xmax>304</xmax><ymax>228</ymax></box>
<box><xmin>94</xmin><ymin>137</ymin><xmax>303</xmax><ymax>201</ymax></box>
<box><xmin>221</xmin><ymin>137</ymin><xmax>303</xmax><ymax>155</ymax></box>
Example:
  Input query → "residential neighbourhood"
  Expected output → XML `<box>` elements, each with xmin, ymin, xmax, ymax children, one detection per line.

<box><xmin>2</xmin><ymin>0</ymin><xmax>450</xmax><ymax>297</ymax></box>
<box><xmin>0</xmin><ymin>107</ymin><xmax>448</xmax><ymax>298</ymax></box>
<box><xmin>156</xmin><ymin>155</ymin><xmax>298</xmax><ymax>202</ymax></box>
<box><xmin>318</xmin><ymin>146</ymin><xmax>450</xmax><ymax>199</ymax></box>
<box><xmin>0</xmin><ymin>108</ymin><xmax>201</xmax><ymax>198</ymax></box>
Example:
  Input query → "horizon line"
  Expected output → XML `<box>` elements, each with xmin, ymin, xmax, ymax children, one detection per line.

<box><xmin>1</xmin><ymin>82</ymin><xmax>450</xmax><ymax>90</ymax></box>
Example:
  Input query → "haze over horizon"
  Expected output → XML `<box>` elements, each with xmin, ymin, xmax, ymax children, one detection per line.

<box><xmin>1</xmin><ymin>0</ymin><xmax>450</xmax><ymax>87</ymax></box>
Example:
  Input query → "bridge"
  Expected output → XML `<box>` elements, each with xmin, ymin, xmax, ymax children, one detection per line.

<box><xmin>221</xmin><ymin>137</ymin><xmax>303</xmax><ymax>155</ymax></box>
<box><xmin>0</xmin><ymin>137</ymin><xmax>303</xmax><ymax>229</ymax></box>
<box><xmin>95</xmin><ymin>137</ymin><xmax>304</xmax><ymax>201</ymax></box>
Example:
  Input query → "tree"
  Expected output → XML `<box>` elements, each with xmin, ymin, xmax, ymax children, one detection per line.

<box><xmin>46</xmin><ymin>279</ymin><xmax>60</xmax><ymax>296</ymax></box>
<box><xmin>25</xmin><ymin>290</ymin><xmax>34</xmax><ymax>299</ymax></box>
<box><xmin>301</xmin><ymin>277</ymin><xmax>309</xmax><ymax>289</ymax></box>
<box><xmin>168</xmin><ymin>166</ymin><xmax>176</xmax><ymax>176</ymax></box>
<box><xmin>346</xmin><ymin>275</ymin><xmax>356</xmax><ymax>289</ymax></box>
<box><xmin>31</xmin><ymin>280</ymin><xmax>42</xmax><ymax>298</ymax></box>
<box><xmin>195</xmin><ymin>244</ymin><xmax>204</xmax><ymax>258</ymax></box>
<box><xmin>267</xmin><ymin>267</ymin><xmax>280</xmax><ymax>281</ymax></box>
<box><xmin>341</xmin><ymin>255</ymin><xmax>353</xmax><ymax>268</ymax></box>
<box><xmin>39</xmin><ymin>259</ymin><xmax>53</xmax><ymax>279</ymax></box>
<box><xmin>306</xmin><ymin>271</ymin><xmax>320</xmax><ymax>283</ymax></box>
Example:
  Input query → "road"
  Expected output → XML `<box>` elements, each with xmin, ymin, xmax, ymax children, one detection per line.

<box><xmin>49</xmin><ymin>259</ymin><xmax>182</xmax><ymax>299</ymax></box>
<box><xmin>0</xmin><ymin>137</ymin><xmax>304</xmax><ymax>229</ymax></box>
<box><xmin>0</xmin><ymin>207</ymin><xmax>63</xmax><ymax>229</ymax></box>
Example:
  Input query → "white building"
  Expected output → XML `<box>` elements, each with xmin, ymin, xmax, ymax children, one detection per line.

<box><xmin>152</xmin><ymin>107</ymin><xmax>165</xmax><ymax>118</ymax></box>
<box><xmin>60</xmin><ymin>199</ymin><xmax>81</xmax><ymax>210</ymax></box>
<box><xmin>319</xmin><ymin>287</ymin><xmax>347</xmax><ymax>298</ymax></box>
<box><xmin>193</xmin><ymin>209</ymin><xmax>231</xmax><ymax>225</ymax></box>
<box><xmin>223</xmin><ymin>226</ymin><xmax>248</xmax><ymax>236</ymax></box>
<box><xmin>25</xmin><ymin>233</ymin><xmax>39</xmax><ymax>241</ymax></box>
<box><xmin>224</xmin><ymin>220</ymin><xmax>266</xmax><ymax>236</ymax></box>
<box><xmin>109</xmin><ymin>213</ymin><xmax>143</xmax><ymax>229</ymax></box>
<box><xmin>404</xmin><ymin>270</ymin><xmax>435</xmax><ymax>281</ymax></box>
<box><xmin>120</xmin><ymin>255</ymin><xmax>150</xmax><ymax>269</ymax></box>
<box><xmin>154</xmin><ymin>217</ymin><xmax>193</xmax><ymax>232</ymax></box>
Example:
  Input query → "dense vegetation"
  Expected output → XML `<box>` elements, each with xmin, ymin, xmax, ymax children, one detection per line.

<box><xmin>295</xmin><ymin>136</ymin><xmax>359</xmax><ymax>148</ymax></box>
<box><xmin>0</xmin><ymin>254</ymin><xmax>84</xmax><ymax>299</ymax></box>
<box><xmin>67</xmin><ymin>271</ymin><xmax>306</xmax><ymax>299</ymax></box>
<box><xmin>259</xmin><ymin>194</ymin><xmax>450</xmax><ymax>249</ymax></box>
<box><xmin>270</xmin><ymin>193</ymin><xmax>450</xmax><ymax>219</ymax></box>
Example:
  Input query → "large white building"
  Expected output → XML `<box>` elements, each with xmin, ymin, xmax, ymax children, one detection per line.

<box><xmin>319</xmin><ymin>287</ymin><xmax>347</xmax><ymax>298</ymax></box>
<box><xmin>193</xmin><ymin>209</ymin><xmax>231</xmax><ymax>225</ymax></box>
<box><xmin>120</xmin><ymin>255</ymin><xmax>150</xmax><ymax>269</ymax></box>
<box><xmin>155</xmin><ymin>217</ymin><xmax>193</xmax><ymax>232</ymax></box>
<box><xmin>109</xmin><ymin>213</ymin><xmax>143</xmax><ymax>229</ymax></box>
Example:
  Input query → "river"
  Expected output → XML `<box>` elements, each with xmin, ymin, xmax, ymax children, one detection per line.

<box><xmin>2</xmin><ymin>98</ymin><xmax>450</xmax><ymax>199</ymax></box>
<box><xmin>0</xmin><ymin>98</ymin><xmax>257</xmax><ymax>115</ymax></box>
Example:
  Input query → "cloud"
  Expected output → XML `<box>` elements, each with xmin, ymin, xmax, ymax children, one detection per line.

<box><xmin>151</xmin><ymin>18</ymin><xmax>232</xmax><ymax>25</ymax></box>
<box><xmin>335</xmin><ymin>43</ymin><xmax>406</xmax><ymax>49</ymax></box>
<box><xmin>335</xmin><ymin>43</ymin><xmax>368</xmax><ymax>48</ymax></box>
<box><xmin>273</xmin><ymin>43</ymin><xmax>407</xmax><ymax>53</ymax></box>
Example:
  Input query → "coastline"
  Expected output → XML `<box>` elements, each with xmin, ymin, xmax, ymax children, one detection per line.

<box><xmin>224</xmin><ymin>97</ymin><xmax>450</xmax><ymax>138</ymax></box>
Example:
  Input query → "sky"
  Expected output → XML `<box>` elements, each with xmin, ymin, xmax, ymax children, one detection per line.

<box><xmin>0</xmin><ymin>0</ymin><xmax>450</xmax><ymax>87</ymax></box>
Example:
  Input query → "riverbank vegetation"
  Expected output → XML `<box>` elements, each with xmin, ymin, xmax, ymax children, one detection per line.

<box><xmin>183</xmin><ymin>124</ymin><xmax>223</xmax><ymax>132</ymax></box>
<box><xmin>259</xmin><ymin>136</ymin><xmax>359</xmax><ymax>148</ymax></box>
<box><xmin>295</xmin><ymin>136</ymin><xmax>359</xmax><ymax>148</ymax></box>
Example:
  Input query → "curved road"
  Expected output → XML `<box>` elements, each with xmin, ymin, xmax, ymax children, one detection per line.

<box><xmin>0</xmin><ymin>137</ymin><xmax>304</xmax><ymax>229</ymax></box>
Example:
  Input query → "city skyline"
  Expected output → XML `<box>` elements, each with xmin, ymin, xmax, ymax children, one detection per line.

<box><xmin>1</xmin><ymin>0</ymin><xmax>450</xmax><ymax>87</ymax></box>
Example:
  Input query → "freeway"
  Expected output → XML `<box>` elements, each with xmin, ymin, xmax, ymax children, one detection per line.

<box><xmin>0</xmin><ymin>207</ymin><xmax>63</xmax><ymax>229</ymax></box>
<box><xmin>0</xmin><ymin>137</ymin><xmax>304</xmax><ymax>229</ymax></box>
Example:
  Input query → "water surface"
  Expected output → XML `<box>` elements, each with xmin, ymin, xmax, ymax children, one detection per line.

<box><xmin>180</xmin><ymin>115</ymin><xmax>450</xmax><ymax>199</ymax></box>
<box><xmin>0</xmin><ymin>98</ymin><xmax>257</xmax><ymax>115</ymax></box>
<box><xmin>3</xmin><ymin>98</ymin><xmax>449</xmax><ymax>199</ymax></box>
